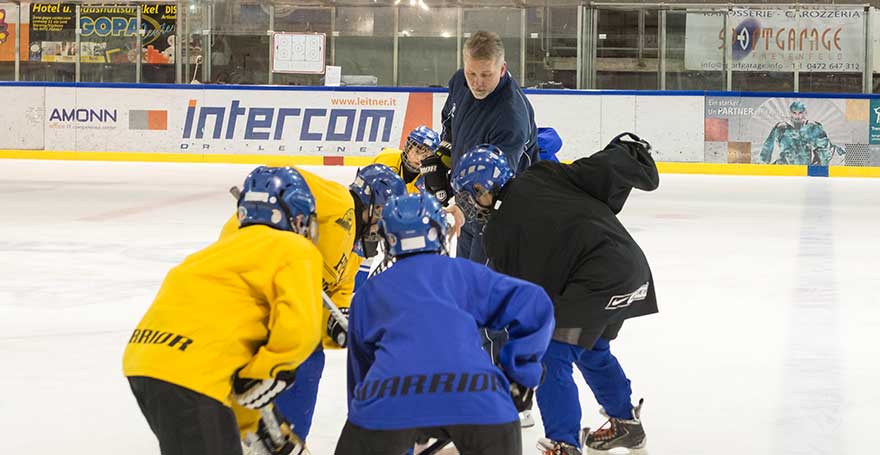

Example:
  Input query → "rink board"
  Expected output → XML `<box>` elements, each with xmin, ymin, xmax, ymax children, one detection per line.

<box><xmin>1</xmin><ymin>82</ymin><xmax>879</xmax><ymax>177</ymax></box>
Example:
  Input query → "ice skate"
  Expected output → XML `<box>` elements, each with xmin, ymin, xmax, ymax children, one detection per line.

<box><xmin>581</xmin><ymin>399</ymin><xmax>646</xmax><ymax>452</ymax></box>
<box><xmin>520</xmin><ymin>409</ymin><xmax>536</xmax><ymax>428</ymax></box>
<box><xmin>537</xmin><ymin>438</ymin><xmax>581</xmax><ymax>455</ymax></box>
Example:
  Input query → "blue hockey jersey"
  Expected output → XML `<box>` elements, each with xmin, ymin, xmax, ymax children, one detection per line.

<box><xmin>346</xmin><ymin>253</ymin><xmax>554</xmax><ymax>430</ymax></box>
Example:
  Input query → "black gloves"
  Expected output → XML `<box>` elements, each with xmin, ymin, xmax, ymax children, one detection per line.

<box><xmin>419</xmin><ymin>142</ymin><xmax>454</xmax><ymax>206</ymax></box>
<box><xmin>327</xmin><ymin>307</ymin><xmax>349</xmax><ymax>348</ymax></box>
<box><xmin>231</xmin><ymin>369</ymin><xmax>296</xmax><ymax>409</ymax></box>
<box><xmin>509</xmin><ymin>381</ymin><xmax>535</xmax><ymax>413</ymax></box>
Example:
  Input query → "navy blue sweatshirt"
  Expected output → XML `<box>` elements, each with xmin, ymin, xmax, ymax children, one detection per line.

<box><xmin>441</xmin><ymin>69</ymin><xmax>539</xmax><ymax>174</ymax></box>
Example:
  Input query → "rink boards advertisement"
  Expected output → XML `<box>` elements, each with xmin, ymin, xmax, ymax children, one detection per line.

<box><xmin>41</xmin><ymin>87</ymin><xmax>425</xmax><ymax>155</ymax></box>
<box><xmin>703</xmin><ymin>96</ymin><xmax>877</xmax><ymax>167</ymax></box>
<box><xmin>4</xmin><ymin>83</ymin><xmax>880</xmax><ymax>171</ymax></box>
<box><xmin>12</xmin><ymin>86</ymin><xmax>704</xmax><ymax>162</ymax></box>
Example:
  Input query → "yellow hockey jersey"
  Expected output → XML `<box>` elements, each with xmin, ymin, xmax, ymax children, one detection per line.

<box><xmin>372</xmin><ymin>148</ymin><xmax>421</xmax><ymax>194</ymax></box>
<box><xmin>122</xmin><ymin>225</ymin><xmax>324</xmax><ymax>406</ymax></box>
<box><xmin>220</xmin><ymin>166</ymin><xmax>362</xmax><ymax>349</ymax></box>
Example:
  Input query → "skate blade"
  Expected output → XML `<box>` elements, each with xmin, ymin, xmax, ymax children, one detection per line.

<box><xmin>586</xmin><ymin>449</ymin><xmax>649</xmax><ymax>455</ymax></box>
<box><xmin>584</xmin><ymin>444</ymin><xmax>649</xmax><ymax>455</ymax></box>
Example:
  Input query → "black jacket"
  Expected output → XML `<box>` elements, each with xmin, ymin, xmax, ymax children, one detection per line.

<box><xmin>482</xmin><ymin>136</ymin><xmax>660</xmax><ymax>349</ymax></box>
<box><xmin>441</xmin><ymin>69</ymin><xmax>538</xmax><ymax>174</ymax></box>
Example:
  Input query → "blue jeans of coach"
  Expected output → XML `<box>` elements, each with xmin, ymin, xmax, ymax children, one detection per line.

<box><xmin>274</xmin><ymin>348</ymin><xmax>325</xmax><ymax>441</ymax></box>
<box><xmin>537</xmin><ymin>339</ymin><xmax>633</xmax><ymax>448</ymax></box>
<box><xmin>456</xmin><ymin>221</ymin><xmax>488</xmax><ymax>264</ymax></box>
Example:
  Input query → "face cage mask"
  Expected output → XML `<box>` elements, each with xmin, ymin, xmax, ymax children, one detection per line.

<box><xmin>455</xmin><ymin>189</ymin><xmax>493</xmax><ymax>225</ymax></box>
<box><xmin>277</xmin><ymin>190</ymin><xmax>319</xmax><ymax>244</ymax></box>
<box><xmin>403</xmin><ymin>139</ymin><xmax>435</xmax><ymax>173</ymax></box>
<box><xmin>301</xmin><ymin>215</ymin><xmax>320</xmax><ymax>244</ymax></box>
<box><xmin>358</xmin><ymin>195</ymin><xmax>383</xmax><ymax>258</ymax></box>
<box><xmin>285</xmin><ymin>210</ymin><xmax>319</xmax><ymax>244</ymax></box>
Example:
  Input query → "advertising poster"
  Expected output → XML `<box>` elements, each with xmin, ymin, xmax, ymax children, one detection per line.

<box><xmin>686</xmin><ymin>8</ymin><xmax>865</xmax><ymax>72</ymax></box>
<box><xmin>704</xmin><ymin>96</ymin><xmax>867</xmax><ymax>165</ymax></box>
<box><xmin>28</xmin><ymin>3</ymin><xmax>176</xmax><ymax>64</ymax></box>
<box><xmin>140</xmin><ymin>4</ymin><xmax>177</xmax><ymax>64</ymax></box>
<box><xmin>0</xmin><ymin>4</ymin><xmax>26</xmax><ymax>63</ymax></box>
<box><xmin>41</xmin><ymin>87</ymin><xmax>434</xmax><ymax>155</ymax></box>
<box><xmin>28</xmin><ymin>3</ymin><xmax>76</xmax><ymax>63</ymax></box>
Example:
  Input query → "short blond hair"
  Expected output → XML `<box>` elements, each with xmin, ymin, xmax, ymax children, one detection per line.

<box><xmin>464</xmin><ymin>31</ymin><xmax>505</xmax><ymax>64</ymax></box>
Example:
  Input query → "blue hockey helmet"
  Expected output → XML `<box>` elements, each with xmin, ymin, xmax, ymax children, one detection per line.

<box><xmin>237</xmin><ymin>166</ymin><xmax>318</xmax><ymax>241</ymax></box>
<box><xmin>406</xmin><ymin>125</ymin><xmax>441</xmax><ymax>153</ymax></box>
<box><xmin>349</xmin><ymin>163</ymin><xmax>408</xmax><ymax>210</ymax></box>
<box><xmin>350</xmin><ymin>164</ymin><xmax>408</xmax><ymax>257</ymax></box>
<box><xmin>379</xmin><ymin>192</ymin><xmax>448</xmax><ymax>257</ymax></box>
<box><xmin>450</xmin><ymin>144</ymin><xmax>513</xmax><ymax>224</ymax></box>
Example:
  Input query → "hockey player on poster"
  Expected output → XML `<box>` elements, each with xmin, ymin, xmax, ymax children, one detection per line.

<box><xmin>335</xmin><ymin>192</ymin><xmax>555</xmax><ymax>455</ymax></box>
<box><xmin>123</xmin><ymin>166</ymin><xmax>324</xmax><ymax>455</ymax></box>
<box><xmin>451</xmin><ymin>135</ymin><xmax>660</xmax><ymax>454</ymax></box>
<box><xmin>759</xmin><ymin>100</ymin><xmax>845</xmax><ymax>165</ymax></box>
<box><xmin>219</xmin><ymin>164</ymin><xmax>407</xmax><ymax>447</ymax></box>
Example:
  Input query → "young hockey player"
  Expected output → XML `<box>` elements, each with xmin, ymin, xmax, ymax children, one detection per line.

<box><xmin>335</xmin><ymin>192</ymin><xmax>555</xmax><ymax>455</ymax></box>
<box><xmin>451</xmin><ymin>135</ymin><xmax>660</xmax><ymax>454</ymax></box>
<box><xmin>123</xmin><ymin>166</ymin><xmax>324</xmax><ymax>455</ymax></box>
<box><xmin>354</xmin><ymin>126</ymin><xmax>442</xmax><ymax>289</ymax></box>
<box><xmin>220</xmin><ymin>164</ymin><xmax>407</xmax><ymax>446</ymax></box>
<box><xmin>372</xmin><ymin>125</ymin><xmax>442</xmax><ymax>194</ymax></box>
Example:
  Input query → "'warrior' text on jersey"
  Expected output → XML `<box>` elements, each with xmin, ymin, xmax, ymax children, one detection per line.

<box><xmin>346</xmin><ymin>254</ymin><xmax>554</xmax><ymax>430</ymax></box>
<box><xmin>123</xmin><ymin>225</ymin><xmax>324</xmax><ymax>406</ymax></box>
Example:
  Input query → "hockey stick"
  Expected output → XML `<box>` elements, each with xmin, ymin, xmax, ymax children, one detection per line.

<box><xmin>417</xmin><ymin>439</ymin><xmax>451</xmax><ymax>455</ymax></box>
<box><xmin>241</xmin><ymin>405</ymin><xmax>309</xmax><ymax>455</ymax></box>
<box><xmin>321</xmin><ymin>290</ymin><xmax>348</xmax><ymax>331</ymax></box>
<box><xmin>229</xmin><ymin>185</ymin><xmax>348</xmax><ymax>330</ymax></box>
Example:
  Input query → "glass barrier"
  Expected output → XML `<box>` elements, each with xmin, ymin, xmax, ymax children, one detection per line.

<box><xmin>0</xmin><ymin>3</ymin><xmax>18</xmax><ymax>80</ymax></box>
<box><xmin>211</xmin><ymin>2</ymin><xmax>270</xmax><ymax>84</ymax></box>
<box><xmin>524</xmin><ymin>6</ymin><xmax>578</xmax><ymax>89</ymax></box>
<box><xmin>398</xmin><ymin>6</ymin><xmax>457</xmax><ymax>87</ymax></box>
<box><xmin>2</xmin><ymin>2</ymin><xmax>879</xmax><ymax>93</ymax></box>
<box><xmin>796</xmin><ymin>6</ymin><xmax>864</xmax><ymax>94</ymax></box>
<box><xmin>463</xmin><ymin>8</ymin><xmax>522</xmax><ymax>83</ymax></box>
<box><xmin>665</xmin><ymin>9</ymin><xmax>724</xmax><ymax>91</ymax></box>
<box><xmin>272</xmin><ymin>6</ymin><xmax>331</xmax><ymax>86</ymax></box>
<box><xmin>78</xmin><ymin>5</ymin><xmax>138</xmax><ymax>83</ymax></box>
<box><xmin>141</xmin><ymin>3</ymin><xmax>177</xmax><ymax>83</ymax></box>
<box><xmin>334</xmin><ymin>6</ymin><xmax>393</xmax><ymax>87</ymax></box>
<box><xmin>20</xmin><ymin>2</ymin><xmax>76</xmax><ymax>82</ymax></box>
<box><xmin>595</xmin><ymin>8</ymin><xmax>659</xmax><ymax>90</ymax></box>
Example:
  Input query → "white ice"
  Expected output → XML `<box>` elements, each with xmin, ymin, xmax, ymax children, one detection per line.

<box><xmin>1</xmin><ymin>159</ymin><xmax>879</xmax><ymax>455</ymax></box>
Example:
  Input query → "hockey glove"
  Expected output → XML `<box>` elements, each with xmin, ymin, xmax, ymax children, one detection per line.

<box><xmin>232</xmin><ymin>370</ymin><xmax>296</xmax><ymax>409</ymax></box>
<box><xmin>327</xmin><ymin>307</ymin><xmax>349</xmax><ymax>348</ymax></box>
<box><xmin>509</xmin><ymin>381</ymin><xmax>535</xmax><ymax>413</ymax></box>
<box><xmin>436</xmin><ymin>141</ymin><xmax>453</xmax><ymax>167</ymax></box>
<box><xmin>419</xmin><ymin>153</ymin><xmax>453</xmax><ymax>206</ymax></box>
<box><xmin>242</xmin><ymin>405</ymin><xmax>311</xmax><ymax>455</ymax></box>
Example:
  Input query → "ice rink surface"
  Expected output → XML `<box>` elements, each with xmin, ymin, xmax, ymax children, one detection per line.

<box><xmin>1</xmin><ymin>159</ymin><xmax>879</xmax><ymax>455</ymax></box>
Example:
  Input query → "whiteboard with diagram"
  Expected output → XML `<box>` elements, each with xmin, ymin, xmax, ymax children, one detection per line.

<box><xmin>272</xmin><ymin>32</ymin><xmax>326</xmax><ymax>74</ymax></box>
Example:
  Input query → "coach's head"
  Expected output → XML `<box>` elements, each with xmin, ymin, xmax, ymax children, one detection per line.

<box><xmin>463</xmin><ymin>31</ymin><xmax>507</xmax><ymax>100</ymax></box>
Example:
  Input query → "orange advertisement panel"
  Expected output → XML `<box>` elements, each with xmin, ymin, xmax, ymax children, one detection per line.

<box><xmin>0</xmin><ymin>5</ymin><xmax>30</xmax><ymax>63</ymax></box>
